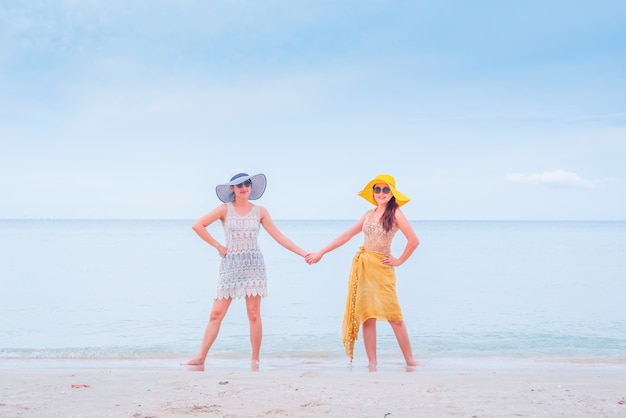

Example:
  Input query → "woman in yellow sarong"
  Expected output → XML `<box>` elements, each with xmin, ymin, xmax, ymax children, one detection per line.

<box><xmin>306</xmin><ymin>174</ymin><xmax>420</xmax><ymax>369</ymax></box>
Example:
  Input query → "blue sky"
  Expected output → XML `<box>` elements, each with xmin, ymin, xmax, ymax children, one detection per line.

<box><xmin>1</xmin><ymin>1</ymin><xmax>625</xmax><ymax>220</ymax></box>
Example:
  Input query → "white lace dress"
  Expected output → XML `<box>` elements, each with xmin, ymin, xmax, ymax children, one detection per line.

<box><xmin>216</xmin><ymin>203</ymin><xmax>268</xmax><ymax>299</ymax></box>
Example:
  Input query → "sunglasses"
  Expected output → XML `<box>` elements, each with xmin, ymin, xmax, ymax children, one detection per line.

<box><xmin>235</xmin><ymin>180</ymin><xmax>252</xmax><ymax>188</ymax></box>
<box><xmin>373</xmin><ymin>186</ymin><xmax>391</xmax><ymax>194</ymax></box>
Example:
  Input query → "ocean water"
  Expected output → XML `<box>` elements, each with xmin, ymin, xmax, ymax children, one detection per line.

<box><xmin>1</xmin><ymin>219</ymin><xmax>625</xmax><ymax>370</ymax></box>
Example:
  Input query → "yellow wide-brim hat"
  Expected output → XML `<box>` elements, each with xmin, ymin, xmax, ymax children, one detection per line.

<box><xmin>357</xmin><ymin>173</ymin><xmax>411</xmax><ymax>207</ymax></box>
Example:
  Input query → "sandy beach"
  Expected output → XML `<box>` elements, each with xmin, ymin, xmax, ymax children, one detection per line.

<box><xmin>2</xmin><ymin>360</ymin><xmax>625</xmax><ymax>418</ymax></box>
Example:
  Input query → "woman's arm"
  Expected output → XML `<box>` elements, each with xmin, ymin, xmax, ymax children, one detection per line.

<box><xmin>384</xmin><ymin>209</ymin><xmax>419</xmax><ymax>266</ymax></box>
<box><xmin>259</xmin><ymin>206</ymin><xmax>308</xmax><ymax>257</ymax></box>
<box><xmin>305</xmin><ymin>213</ymin><xmax>366</xmax><ymax>264</ymax></box>
<box><xmin>192</xmin><ymin>204</ymin><xmax>228</xmax><ymax>257</ymax></box>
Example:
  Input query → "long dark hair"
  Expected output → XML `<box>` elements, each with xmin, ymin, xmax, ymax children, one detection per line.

<box><xmin>380</xmin><ymin>196</ymin><xmax>398</xmax><ymax>232</ymax></box>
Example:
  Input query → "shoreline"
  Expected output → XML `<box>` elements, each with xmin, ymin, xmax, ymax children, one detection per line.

<box><xmin>2</xmin><ymin>361</ymin><xmax>625</xmax><ymax>417</ymax></box>
<box><xmin>2</xmin><ymin>353</ymin><xmax>626</xmax><ymax>370</ymax></box>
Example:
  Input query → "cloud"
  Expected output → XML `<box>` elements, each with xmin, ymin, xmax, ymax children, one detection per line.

<box><xmin>505</xmin><ymin>169</ymin><xmax>598</xmax><ymax>188</ymax></box>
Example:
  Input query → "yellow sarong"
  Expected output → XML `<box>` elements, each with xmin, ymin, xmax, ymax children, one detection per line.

<box><xmin>342</xmin><ymin>246</ymin><xmax>403</xmax><ymax>362</ymax></box>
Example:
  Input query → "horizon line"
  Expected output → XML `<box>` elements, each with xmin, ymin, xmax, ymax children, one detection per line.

<box><xmin>1</xmin><ymin>218</ymin><xmax>625</xmax><ymax>223</ymax></box>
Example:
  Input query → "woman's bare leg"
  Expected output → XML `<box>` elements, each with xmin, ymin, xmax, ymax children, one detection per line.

<box><xmin>388</xmin><ymin>320</ymin><xmax>419</xmax><ymax>366</ymax></box>
<box><xmin>246</xmin><ymin>295</ymin><xmax>262</xmax><ymax>365</ymax></box>
<box><xmin>362</xmin><ymin>318</ymin><xmax>377</xmax><ymax>369</ymax></box>
<box><xmin>185</xmin><ymin>298</ymin><xmax>232</xmax><ymax>365</ymax></box>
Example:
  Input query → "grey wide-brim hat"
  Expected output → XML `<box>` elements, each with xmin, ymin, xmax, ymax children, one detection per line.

<box><xmin>215</xmin><ymin>172</ymin><xmax>267</xmax><ymax>203</ymax></box>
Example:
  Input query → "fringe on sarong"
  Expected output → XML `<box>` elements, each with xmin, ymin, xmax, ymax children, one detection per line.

<box><xmin>342</xmin><ymin>247</ymin><xmax>403</xmax><ymax>362</ymax></box>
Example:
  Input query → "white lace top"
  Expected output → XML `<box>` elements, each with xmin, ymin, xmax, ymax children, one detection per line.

<box><xmin>216</xmin><ymin>203</ymin><xmax>267</xmax><ymax>299</ymax></box>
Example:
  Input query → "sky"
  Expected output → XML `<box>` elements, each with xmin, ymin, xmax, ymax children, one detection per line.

<box><xmin>1</xmin><ymin>0</ymin><xmax>625</xmax><ymax>221</ymax></box>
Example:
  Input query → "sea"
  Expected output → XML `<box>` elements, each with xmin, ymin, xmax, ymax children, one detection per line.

<box><xmin>1</xmin><ymin>219</ymin><xmax>625</xmax><ymax>371</ymax></box>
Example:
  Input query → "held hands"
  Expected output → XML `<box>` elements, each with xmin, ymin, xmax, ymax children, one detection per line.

<box><xmin>305</xmin><ymin>251</ymin><xmax>323</xmax><ymax>265</ymax></box>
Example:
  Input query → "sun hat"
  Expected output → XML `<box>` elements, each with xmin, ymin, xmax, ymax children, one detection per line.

<box><xmin>357</xmin><ymin>174</ymin><xmax>410</xmax><ymax>207</ymax></box>
<box><xmin>215</xmin><ymin>171</ymin><xmax>267</xmax><ymax>203</ymax></box>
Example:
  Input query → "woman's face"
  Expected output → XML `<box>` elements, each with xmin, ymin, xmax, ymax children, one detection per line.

<box><xmin>231</xmin><ymin>179</ymin><xmax>252</xmax><ymax>200</ymax></box>
<box><xmin>373</xmin><ymin>183</ymin><xmax>392</xmax><ymax>205</ymax></box>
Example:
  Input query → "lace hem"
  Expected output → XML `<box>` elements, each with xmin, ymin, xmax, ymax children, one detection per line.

<box><xmin>215</xmin><ymin>283</ymin><xmax>268</xmax><ymax>299</ymax></box>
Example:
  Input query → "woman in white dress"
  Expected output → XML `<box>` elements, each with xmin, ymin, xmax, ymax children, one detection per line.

<box><xmin>185</xmin><ymin>171</ymin><xmax>308</xmax><ymax>368</ymax></box>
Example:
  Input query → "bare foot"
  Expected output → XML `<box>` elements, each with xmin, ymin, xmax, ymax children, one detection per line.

<box><xmin>406</xmin><ymin>359</ymin><xmax>423</xmax><ymax>367</ymax></box>
<box><xmin>185</xmin><ymin>357</ymin><xmax>205</xmax><ymax>366</ymax></box>
<box><xmin>251</xmin><ymin>359</ymin><xmax>260</xmax><ymax>372</ymax></box>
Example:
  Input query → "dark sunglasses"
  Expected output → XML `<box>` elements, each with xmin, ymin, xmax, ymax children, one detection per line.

<box><xmin>235</xmin><ymin>180</ymin><xmax>252</xmax><ymax>188</ymax></box>
<box><xmin>373</xmin><ymin>186</ymin><xmax>391</xmax><ymax>194</ymax></box>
